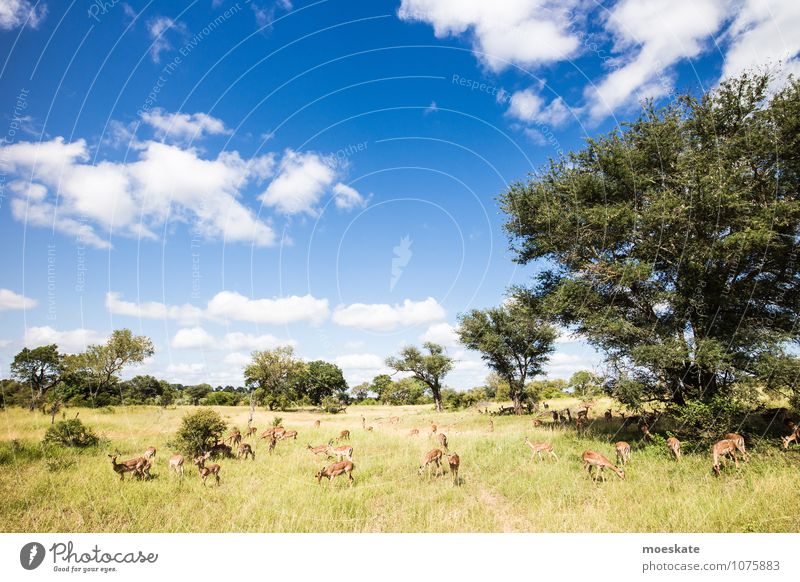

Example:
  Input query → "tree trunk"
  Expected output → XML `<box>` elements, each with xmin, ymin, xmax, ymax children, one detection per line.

<box><xmin>431</xmin><ymin>383</ymin><xmax>443</xmax><ymax>412</ymax></box>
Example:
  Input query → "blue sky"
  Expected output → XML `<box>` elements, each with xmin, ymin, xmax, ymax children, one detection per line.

<box><xmin>0</xmin><ymin>0</ymin><xmax>797</xmax><ymax>389</ymax></box>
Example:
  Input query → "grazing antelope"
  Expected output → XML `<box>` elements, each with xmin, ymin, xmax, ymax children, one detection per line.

<box><xmin>614</xmin><ymin>441</ymin><xmax>631</xmax><ymax>465</ymax></box>
<box><xmin>169</xmin><ymin>454</ymin><xmax>184</xmax><ymax>476</ymax></box>
<box><xmin>524</xmin><ymin>437</ymin><xmax>557</xmax><ymax>461</ymax></box>
<box><xmin>143</xmin><ymin>446</ymin><xmax>157</xmax><ymax>462</ymax></box>
<box><xmin>582</xmin><ymin>450</ymin><xmax>625</xmax><ymax>482</ymax></box>
<box><xmin>781</xmin><ymin>427</ymin><xmax>800</xmax><ymax>450</ymax></box>
<box><xmin>108</xmin><ymin>454</ymin><xmax>149</xmax><ymax>481</ymax></box>
<box><xmin>326</xmin><ymin>443</ymin><xmax>354</xmax><ymax>461</ymax></box>
<box><xmin>448</xmin><ymin>452</ymin><xmax>460</xmax><ymax>486</ymax></box>
<box><xmin>667</xmin><ymin>437</ymin><xmax>681</xmax><ymax>461</ymax></box>
<box><xmin>194</xmin><ymin>453</ymin><xmax>221</xmax><ymax>486</ymax></box>
<box><xmin>712</xmin><ymin>439</ymin><xmax>740</xmax><ymax>476</ymax></box>
<box><xmin>338</xmin><ymin>430</ymin><xmax>350</xmax><ymax>442</ymax></box>
<box><xmin>307</xmin><ymin>443</ymin><xmax>329</xmax><ymax>456</ymax></box>
<box><xmin>314</xmin><ymin>419</ymin><xmax>321</xmax><ymax>429</ymax></box>
<box><xmin>226</xmin><ymin>429</ymin><xmax>242</xmax><ymax>447</ymax></box>
<box><xmin>408</xmin><ymin>428</ymin><xmax>420</xmax><ymax>437</ymax></box>
<box><xmin>418</xmin><ymin>448</ymin><xmax>444</xmax><ymax>477</ymax></box>
<box><xmin>437</xmin><ymin>433</ymin><xmax>448</xmax><ymax>451</ymax></box>
<box><xmin>723</xmin><ymin>433</ymin><xmax>748</xmax><ymax>461</ymax></box>
<box><xmin>237</xmin><ymin>443</ymin><xmax>255</xmax><ymax>460</ymax></box>
<box><xmin>246</xmin><ymin>427</ymin><xmax>257</xmax><ymax>438</ymax></box>
<box><xmin>261</xmin><ymin>427</ymin><xmax>282</xmax><ymax>440</ymax></box>
<box><xmin>315</xmin><ymin>460</ymin><xmax>355</xmax><ymax>487</ymax></box>
<box><xmin>604</xmin><ymin>409</ymin><xmax>613</xmax><ymax>423</ymax></box>
<box><xmin>279</xmin><ymin>430</ymin><xmax>298</xmax><ymax>441</ymax></box>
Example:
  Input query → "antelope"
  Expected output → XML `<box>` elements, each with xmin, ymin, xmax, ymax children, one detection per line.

<box><xmin>532</xmin><ymin>418</ymin><xmax>542</xmax><ymax>427</ymax></box>
<box><xmin>430</xmin><ymin>422</ymin><xmax>438</xmax><ymax>436</ymax></box>
<box><xmin>448</xmin><ymin>452</ymin><xmax>460</xmax><ymax>486</ymax></box>
<box><xmin>615</xmin><ymin>441</ymin><xmax>631</xmax><ymax>465</ymax></box>
<box><xmin>667</xmin><ymin>437</ymin><xmax>681</xmax><ymax>461</ymax></box>
<box><xmin>723</xmin><ymin>433</ymin><xmax>748</xmax><ymax>461</ymax></box>
<box><xmin>168</xmin><ymin>453</ymin><xmax>184</xmax><ymax>476</ymax></box>
<box><xmin>338</xmin><ymin>430</ymin><xmax>350</xmax><ymax>442</ymax></box>
<box><xmin>327</xmin><ymin>443</ymin><xmax>353</xmax><ymax>461</ymax></box>
<box><xmin>551</xmin><ymin>411</ymin><xmax>559</xmax><ymax>423</ymax></box>
<box><xmin>575</xmin><ymin>416</ymin><xmax>587</xmax><ymax>432</ymax></box>
<box><xmin>108</xmin><ymin>454</ymin><xmax>149</xmax><ymax>481</ymax></box>
<box><xmin>194</xmin><ymin>453</ymin><xmax>221</xmax><ymax>486</ymax></box>
<box><xmin>712</xmin><ymin>439</ymin><xmax>740</xmax><ymax>476</ymax></box>
<box><xmin>418</xmin><ymin>448</ymin><xmax>444</xmax><ymax>476</ymax></box>
<box><xmin>361</xmin><ymin>416</ymin><xmax>366</xmax><ymax>429</ymax></box>
<box><xmin>314</xmin><ymin>420</ymin><xmax>321</xmax><ymax>429</ymax></box>
<box><xmin>781</xmin><ymin>427</ymin><xmax>800</xmax><ymax>450</ymax></box>
<box><xmin>237</xmin><ymin>443</ymin><xmax>255</xmax><ymax>460</ymax></box>
<box><xmin>604</xmin><ymin>410</ymin><xmax>613</xmax><ymax>423</ymax></box>
<box><xmin>315</xmin><ymin>460</ymin><xmax>354</xmax><ymax>487</ymax></box>
<box><xmin>268</xmin><ymin>435</ymin><xmax>278</xmax><ymax>454</ymax></box>
<box><xmin>279</xmin><ymin>430</ymin><xmax>298</xmax><ymax>441</ymax></box>
<box><xmin>409</xmin><ymin>428</ymin><xmax>419</xmax><ymax>437</ymax></box>
<box><xmin>307</xmin><ymin>443</ymin><xmax>329</xmax><ymax>456</ymax></box>
<box><xmin>261</xmin><ymin>427</ymin><xmax>282</xmax><ymax>440</ymax></box>
<box><xmin>143</xmin><ymin>446</ymin><xmax>157</xmax><ymax>462</ymax></box>
<box><xmin>437</xmin><ymin>433</ymin><xmax>448</xmax><ymax>451</ymax></box>
<box><xmin>576</xmin><ymin>409</ymin><xmax>589</xmax><ymax>421</ymax></box>
<box><xmin>226</xmin><ymin>429</ymin><xmax>242</xmax><ymax>447</ymax></box>
<box><xmin>524</xmin><ymin>437</ymin><xmax>557</xmax><ymax>461</ymax></box>
<box><xmin>210</xmin><ymin>441</ymin><xmax>233</xmax><ymax>458</ymax></box>
<box><xmin>389</xmin><ymin>416</ymin><xmax>400</xmax><ymax>424</ymax></box>
<box><xmin>246</xmin><ymin>427</ymin><xmax>257</xmax><ymax>438</ymax></box>
<box><xmin>639</xmin><ymin>423</ymin><xmax>654</xmax><ymax>443</ymax></box>
<box><xmin>488</xmin><ymin>420</ymin><xmax>494</xmax><ymax>432</ymax></box>
<box><xmin>582</xmin><ymin>450</ymin><xmax>625</xmax><ymax>482</ymax></box>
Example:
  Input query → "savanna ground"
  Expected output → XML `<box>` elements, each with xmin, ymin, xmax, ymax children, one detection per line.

<box><xmin>1</xmin><ymin>400</ymin><xmax>799</xmax><ymax>533</ymax></box>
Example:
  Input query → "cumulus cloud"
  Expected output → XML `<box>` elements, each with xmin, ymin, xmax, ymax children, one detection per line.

<box><xmin>332</xmin><ymin>183</ymin><xmax>367</xmax><ymax>211</ymax></box>
<box><xmin>0</xmin><ymin>0</ymin><xmax>46</xmax><ymax>30</ymax></box>
<box><xmin>171</xmin><ymin>326</ymin><xmax>216</xmax><ymax>349</ymax></box>
<box><xmin>140</xmin><ymin>108</ymin><xmax>232</xmax><ymax>142</ymax></box>
<box><xmin>23</xmin><ymin>326</ymin><xmax>105</xmax><ymax>352</ymax></box>
<box><xmin>419</xmin><ymin>322</ymin><xmax>459</xmax><ymax>346</ymax></box>
<box><xmin>332</xmin><ymin>297</ymin><xmax>446</xmax><ymax>332</ymax></box>
<box><xmin>507</xmin><ymin>89</ymin><xmax>571</xmax><ymax>126</ymax></box>
<box><xmin>260</xmin><ymin>150</ymin><xmax>337</xmax><ymax>215</ymax></box>
<box><xmin>222</xmin><ymin>331</ymin><xmax>296</xmax><ymax>350</ymax></box>
<box><xmin>334</xmin><ymin>353</ymin><xmax>385</xmax><ymax>370</ymax></box>
<box><xmin>106</xmin><ymin>292</ymin><xmax>203</xmax><ymax>324</ymax></box>
<box><xmin>147</xmin><ymin>16</ymin><xmax>187</xmax><ymax>63</ymax></box>
<box><xmin>206</xmin><ymin>291</ymin><xmax>329</xmax><ymax>325</ymax></box>
<box><xmin>0</xmin><ymin>288</ymin><xmax>37</xmax><ymax>310</ymax></box>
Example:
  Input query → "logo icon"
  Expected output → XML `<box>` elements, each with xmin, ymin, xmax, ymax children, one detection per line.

<box><xmin>390</xmin><ymin>235</ymin><xmax>413</xmax><ymax>291</ymax></box>
<box><xmin>20</xmin><ymin>542</ymin><xmax>46</xmax><ymax>570</ymax></box>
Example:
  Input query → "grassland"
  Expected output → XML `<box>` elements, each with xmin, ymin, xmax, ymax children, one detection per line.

<box><xmin>1</xmin><ymin>401</ymin><xmax>799</xmax><ymax>533</ymax></box>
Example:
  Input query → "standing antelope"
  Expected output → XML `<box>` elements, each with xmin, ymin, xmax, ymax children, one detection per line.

<box><xmin>314</xmin><ymin>420</ymin><xmax>321</xmax><ymax>429</ymax></box>
<box><xmin>169</xmin><ymin>453</ymin><xmax>184</xmax><ymax>476</ymax></box>
<box><xmin>604</xmin><ymin>410</ymin><xmax>613</xmax><ymax>423</ymax></box>
<box><xmin>326</xmin><ymin>443</ymin><xmax>354</xmax><ymax>461</ymax></box>
<box><xmin>781</xmin><ymin>427</ymin><xmax>800</xmax><ymax>450</ymax></box>
<box><xmin>315</xmin><ymin>460</ymin><xmax>355</xmax><ymax>487</ymax></box>
<box><xmin>712</xmin><ymin>439</ymin><xmax>740</xmax><ymax>476</ymax></box>
<box><xmin>108</xmin><ymin>454</ymin><xmax>149</xmax><ymax>481</ymax></box>
<box><xmin>338</xmin><ymin>430</ymin><xmax>350</xmax><ymax>442</ymax></box>
<box><xmin>448</xmin><ymin>452</ymin><xmax>460</xmax><ymax>486</ymax></box>
<box><xmin>639</xmin><ymin>423</ymin><xmax>654</xmax><ymax>443</ymax></box>
<box><xmin>430</xmin><ymin>422</ymin><xmax>438</xmax><ymax>436</ymax></box>
<box><xmin>582</xmin><ymin>450</ymin><xmax>625</xmax><ymax>482</ymax></box>
<box><xmin>524</xmin><ymin>437</ymin><xmax>558</xmax><ymax>461</ymax></box>
<box><xmin>488</xmin><ymin>420</ymin><xmax>494</xmax><ymax>433</ymax></box>
<box><xmin>268</xmin><ymin>434</ymin><xmax>278</xmax><ymax>454</ymax></box>
<box><xmin>418</xmin><ymin>448</ymin><xmax>444</xmax><ymax>477</ymax></box>
<box><xmin>143</xmin><ymin>447</ymin><xmax>157</xmax><ymax>462</ymax></box>
<box><xmin>723</xmin><ymin>433</ymin><xmax>748</xmax><ymax>461</ymax></box>
<box><xmin>237</xmin><ymin>443</ymin><xmax>255</xmax><ymax>460</ymax></box>
<box><xmin>279</xmin><ymin>430</ymin><xmax>298</xmax><ymax>441</ymax></box>
<box><xmin>667</xmin><ymin>437</ymin><xmax>681</xmax><ymax>461</ymax></box>
<box><xmin>437</xmin><ymin>433</ymin><xmax>448</xmax><ymax>451</ymax></box>
<box><xmin>226</xmin><ymin>429</ymin><xmax>242</xmax><ymax>448</ymax></box>
<box><xmin>408</xmin><ymin>428</ymin><xmax>419</xmax><ymax>437</ymax></box>
<box><xmin>389</xmin><ymin>416</ymin><xmax>400</xmax><ymax>424</ymax></box>
<box><xmin>246</xmin><ymin>427</ymin><xmax>257</xmax><ymax>438</ymax></box>
<box><xmin>614</xmin><ymin>441</ymin><xmax>631</xmax><ymax>465</ymax></box>
<box><xmin>194</xmin><ymin>453</ymin><xmax>221</xmax><ymax>486</ymax></box>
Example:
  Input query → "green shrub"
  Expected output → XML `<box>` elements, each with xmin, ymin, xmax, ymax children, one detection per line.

<box><xmin>42</xmin><ymin>418</ymin><xmax>99</xmax><ymax>448</ymax></box>
<box><xmin>0</xmin><ymin>439</ymin><xmax>45</xmax><ymax>465</ymax></box>
<box><xmin>171</xmin><ymin>408</ymin><xmax>226</xmax><ymax>456</ymax></box>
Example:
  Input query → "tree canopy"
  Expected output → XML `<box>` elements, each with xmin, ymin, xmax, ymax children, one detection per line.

<box><xmin>10</xmin><ymin>344</ymin><xmax>63</xmax><ymax>411</ymax></box>
<box><xmin>386</xmin><ymin>343</ymin><xmax>453</xmax><ymax>411</ymax></box>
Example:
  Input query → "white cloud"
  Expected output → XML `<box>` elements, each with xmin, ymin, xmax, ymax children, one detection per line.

<box><xmin>140</xmin><ymin>108</ymin><xmax>232</xmax><ymax>142</ymax></box>
<box><xmin>106</xmin><ymin>292</ymin><xmax>203</xmax><ymax>324</ymax></box>
<box><xmin>260</xmin><ymin>149</ymin><xmax>337</xmax><ymax>215</ymax></box>
<box><xmin>222</xmin><ymin>331</ymin><xmax>295</xmax><ymax>351</ymax></box>
<box><xmin>507</xmin><ymin>89</ymin><xmax>571</xmax><ymax>126</ymax></box>
<box><xmin>206</xmin><ymin>291</ymin><xmax>329</xmax><ymax>325</ymax></box>
<box><xmin>23</xmin><ymin>326</ymin><xmax>105</xmax><ymax>352</ymax></box>
<box><xmin>332</xmin><ymin>297</ymin><xmax>446</xmax><ymax>332</ymax></box>
<box><xmin>0</xmin><ymin>0</ymin><xmax>46</xmax><ymax>30</ymax></box>
<box><xmin>332</xmin><ymin>183</ymin><xmax>366</xmax><ymax>211</ymax></box>
<box><xmin>165</xmin><ymin>363</ymin><xmax>205</xmax><ymax>381</ymax></box>
<box><xmin>334</xmin><ymin>353</ymin><xmax>385</xmax><ymax>370</ymax></box>
<box><xmin>0</xmin><ymin>288</ymin><xmax>37</xmax><ymax>310</ymax></box>
<box><xmin>147</xmin><ymin>16</ymin><xmax>187</xmax><ymax>63</ymax></box>
<box><xmin>544</xmin><ymin>351</ymin><xmax>602</xmax><ymax>379</ymax></box>
<box><xmin>420</xmin><ymin>322</ymin><xmax>459</xmax><ymax>346</ymax></box>
<box><xmin>398</xmin><ymin>0</ymin><xmax>580</xmax><ymax>71</ymax></box>
<box><xmin>171</xmin><ymin>327</ymin><xmax>216</xmax><ymax>349</ymax></box>
<box><xmin>223</xmin><ymin>352</ymin><xmax>252</xmax><ymax>366</ymax></box>
<box><xmin>0</xmin><ymin>137</ymin><xmax>277</xmax><ymax>248</ymax></box>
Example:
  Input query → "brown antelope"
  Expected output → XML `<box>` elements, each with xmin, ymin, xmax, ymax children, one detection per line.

<box><xmin>361</xmin><ymin>416</ymin><xmax>366</xmax><ymax>429</ymax></box>
<box><xmin>582</xmin><ymin>450</ymin><xmax>625</xmax><ymax>482</ymax></box>
<box><xmin>389</xmin><ymin>416</ymin><xmax>400</xmax><ymax>424</ymax></box>
<box><xmin>488</xmin><ymin>420</ymin><xmax>494</xmax><ymax>432</ymax></box>
<box><xmin>575</xmin><ymin>416</ymin><xmax>587</xmax><ymax>432</ymax></box>
<box><xmin>261</xmin><ymin>427</ymin><xmax>282</xmax><ymax>439</ymax></box>
<box><xmin>307</xmin><ymin>443</ymin><xmax>329</xmax><ymax>455</ymax></box>
<box><xmin>246</xmin><ymin>427</ymin><xmax>257</xmax><ymax>438</ymax></box>
<box><xmin>194</xmin><ymin>453</ymin><xmax>221</xmax><ymax>486</ymax></box>
<box><xmin>408</xmin><ymin>428</ymin><xmax>419</xmax><ymax>437</ymax></box>
<box><xmin>326</xmin><ymin>443</ymin><xmax>354</xmax><ymax>461</ymax></box>
<box><xmin>667</xmin><ymin>437</ymin><xmax>681</xmax><ymax>461</ymax></box>
<box><xmin>338</xmin><ymin>430</ymin><xmax>350</xmax><ymax>442</ymax></box>
<box><xmin>524</xmin><ymin>437</ymin><xmax>557</xmax><ymax>461</ymax></box>
<box><xmin>723</xmin><ymin>433</ymin><xmax>748</xmax><ymax>461</ymax></box>
<box><xmin>712</xmin><ymin>439</ymin><xmax>740</xmax><ymax>476</ymax></box>
<box><xmin>418</xmin><ymin>448</ymin><xmax>444</xmax><ymax>476</ymax></box>
<box><xmin>781</xmin><ymin>427</ymin><xmax>800</xmax><ymax>450</ymax></box>
<box><xmin>268</xmin><ymin>435</ymin><xmax>278</xmax><ymax>454</ymax></box>
<box><xmin>143</xmin><ymin>446</ymin><xmax>157</xmax><ymax>462</ymax></box>
<box><xmin>551</xmin><ymin>411</ymin><xmax>559</xmax><ymax>423</ymax></box>
<box><xmin>604</xmin><ymin>409</ymin><xmax>613</xmax><ymax>422</ymax></box>
<box><xmin>614</xmin><ymin>441</ymin><xmax>631</xmax><ymax>465</ymax></box>
<box><xmin>448</xmin><ymin>452</ymin><xmax>460</xmax><ymax>486</ymax></box>
<box><xmin>279</xmin><ymin>430</ymin><xmax>298</xmax><ymax>441</ymax></box>
<box><xmin>437</xmin><ymin>432</ymin><xmax>448</xmax><ymax>451</ymax></box>
<box><xmin>430</xmin><ymin>422</ymin><xmax>438</xmax><ymax>435</ymax></box>
<box><xmin>108</xmin><ymin>454</ymin><xmax>149</xmax><ymax>481</ymax></box>
<box><xmin>226</xmin><ymin>429</ymin><xmax>242</xmax><ymax>447</ymax></box>
<box><xmin>315</xmin><ymin>460</ymin><xmax>355</xmax><ymax>487</ymax></box>
<box><xmin>168</xmin><ymin>453</ymin><xmax>184</xmax><ymax>476</ymax></box>
<box><xmin>314</xmin><ymin>419</ymin><xmax>321</xmax><ymax>429</ymax></box>
<box><xmin>237</xmin><ymin>443</ymin><xmax>255</xmax><ymax>460</ymax></box>
<box><xmin>639</xmin><ymin>423</ymin><xmax>654</xmax><ymax>443</ymax></box>
<box><xmin>532</xmin><ymin>418</ymin><xmax>542</xmax><ymax>427</ymax></box>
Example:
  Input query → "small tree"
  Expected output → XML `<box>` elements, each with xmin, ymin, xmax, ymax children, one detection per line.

<box><xmin>172</xmin><ymin>408</ymin><xmax>226</xmax><ymax>457</ymax></box>
<box><xmin>458</xmin><ymin>300</ymin><xmax>557</xmax><ymax>414</ymax></box>
<box><xmin>569</xmin><ymin>370</ymin><xmax>602</xmax><ymax>399</ymax></box>
<box><xmin>43</xmin><ymin>417</ymin><xmax>99</xmax><ymax>448</ymax></box>
<box><xmin>244</xmin><ymin>346</ymin><xmax>307</xmax><ymax>410</ymax></box>
<box><xmin>11</xmin><ymin>345</ymin><xmax>63</xmax><ymax>411</ymax></box>
<box><xmin>302</xmin><ymin>361</ymin><xmax>349</xmax><ymax>406</ymax></box>
<box><xmin>386</xmin><ymin>343</ymin><xmax>453</xmax><ymax>411</ymax></box>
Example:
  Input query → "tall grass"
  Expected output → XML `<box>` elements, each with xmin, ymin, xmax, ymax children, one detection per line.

<box><xmin>0</xmin><ymin>402</ymin><xmax>798</xmax><ymax>532</ymax></box>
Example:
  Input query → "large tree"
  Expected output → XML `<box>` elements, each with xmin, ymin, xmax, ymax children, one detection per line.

<box><xmin>386</xmin><ymin>343</ymin><xmax>453</xmax><ymax>411</ymax></box>
<box><xmin>243</xmin><ymin>346</ymin><xmax>307</xmax><ymax>410</ymax></box>
<box><xmin>500</xmin><ymin>72</ymin><xmax>800</xmax><ymax>407</ymax></box>
<box><xmin>458</xmin><ymin>300</ymin><xmax>557</xmax><ymax>414</ymax></box>
<box><xmin>302</xmin><ymin>360</ymin><xmax>349</xmax><ymax>406</ymax></box>
<box><xmin>10</xmin><ymin>345</ymin><xmax>63</xmax><ymax>411</ymax></box>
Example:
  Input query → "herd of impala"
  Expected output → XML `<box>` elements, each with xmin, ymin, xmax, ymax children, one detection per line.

<box><xmin>107</xmin><ymin>406</ymin><xmax>800</xmax><ymax>487</ymax></box>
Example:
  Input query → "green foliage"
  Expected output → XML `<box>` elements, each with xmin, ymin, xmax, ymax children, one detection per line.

<box><xmin>172</xmin><ymin>408</ymin><xmax>227</xmax><ymax>456</ymax></box>
<box><xmin>0</xmin><ymin>439</ymin><xmax>45</xmax><ymax>465</ymax></box>
<box><xmin>10</xmin><ymin>344</ymin><xmax>63</xmax><ymax>410</ymax></box>
<box><xmin>42</xmin><ymin>418</ymin><xmax>100</xmax><ymax>448</ymax></box>
<box><xmin>204</xmin><ymin>391</ymin><xmax>240</xmax><ymax>406</ymax></box>
<box><xmin>386</xmin><ymin>343</ymin><xmax>453</xmax><ymax>411</ymax></box>
<box><xmin>501</xmin><ymin>71</ymin><xmax>800</xmax><ymax>407</ymax></box>
<box><xmin>271</xmin><ymin>416</ymin><xmax>283</xmax><ymax>427</ymax></box>
<box><xmin>244</xmin><ymin>346</ymin><xmax>307</xmax><ymax>410</ymax></box>
<box><xmin>302</xmin><ymin>361</ymin><xmax>349</xmax><ymax>406</ymax></box>
<box><xmin>667</xmin><ymin>397</ymin><xmax>751</xmax><ymax>441</ymax></box>
<box><xmin>319</xmin><ymin>395</ymin><xmax>347</xmax><ymax>413</ymax></box>
<box><xmin>568</xmin><ymin>371</ymin><xmax>602</xmax><ymax>399</ymax></box>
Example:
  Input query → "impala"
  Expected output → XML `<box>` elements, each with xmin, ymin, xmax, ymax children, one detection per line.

<box><xmin>279</xmin><ymin>430</ymin><xmax>298</xmax><ymax>441</ymax></box>
<box><xmin>267</xmin><ymin>435</ymin><xmax>277</xmax><ymax>454</ymax></box>
<box><xmin>326</xmin><ymin>443</ymin><xmax>353</xmax><ymax>461</ymax></box>
<box><xmin>361</xmin><ymin>416</ymin><xmax>366</xmax><ymax>429</ymax></box>
<box><xmin>338</xmin><ymin>430</ymin><xmax>350</xmax><ymax>442</ymax></box>
<box><xmin>430</xmin><ymin>422</ymin><xmax>438</xmax><ymax>435</ymax></box>
<box><xmin>315</xmin><ymin>460</ymin><xmax>355</xmax><ymax>487</ymax></box>
<box><xmin>237</xmin><ymin>443</ymin><xmax>255</xmax><ymax>460</ymax></box>
<box><xmin>712</xmin><ymin>439</ymin><xmax>740</xmax><ymax>476</ymax></box>
<box><xmin>723</xmin><ymin>433</ymin><xmax>748</xmax><ymax>461</ymax></box>
<box><xmin>448</xmin><ymin>452</ymin><xmax>460</xmax><ymax>486</ymax></box>
<box><xmin>667</xmin><ymin>437</ymin><xmax>681</xmax><ymax>461</ymax></box>
<box><xmin>582</xmin><ymin>450</ymin><xmax>625</xmax><ymax>482</ymax></box>
<box><xmin>143</xmin><ymin>447</ymin><xmax>157</xmax><ymax>462</ymax></box>
<box><xmin>389</xmin><ymin>416</ymin><xmax>400</xmax><ymax>424</ymax></box>
<box><xmin>408</xmin><ymin>428</ymin><xmax>419</xmax><ymax>437</ymax></box>
<box><xmin>246</xmin><ymin>427</ymin><xmax>257</xmax><ymax>438</ymax></box>
<box><xmin>524</xmin><ymin>437</ymin><xmax>557</xmax><ymax>461</ymax></box>
<box><xmin>781</xmin><ymin>427</ymin><xmax>800</xmax><ymax>450</ymax></box>
<box><xmin>168</xmin><ymin>453</ymin><xmax>184</xmax><ymax>476</ymax></box>
<box><xmin>437</xmin><ymin>433</ymin><xmax>448</xmax><ymax>451</ymax></box>
<box><xmin>418</xmin><ymin>448</ymin><xmax>444</xmax><ymax>476</ymax></box>
<box><xmin>640</xmin><ymin>423</ymin><xmax>654</xmax><ymax>443</ymax></box>
<box><xmin>194</xmin><ymin>453</ymin><xmax>221</xmax><ymax>486</ymax></box>
<box><xmin>613</xmin><ymin>441</ymin><xmax>630</xmax><ymax>466</ymax></box>
<box><xmin>314</xmin><ymin>420</ymin><xmax>321</xmax><ymax>429</ymax></box>
<box><xmin>226</xmin><ymin>430</ymin><xmax>242</xmax><ymax>448</ymax></box>
<box><xmin>108</xmin><ymin>453</ymin><xmax>149</xmax><ymax>481</ymax></box>
<box><xmin>488</xmin><ymin>420</ymin><xmax>494</xmax><ymax>432</ymax></box>
<box><xmin>604</xmin><ymin>410</ymin><xmax>613</xmax><ymax>422</ymax></box>
<box><xmin>307</xmin><ymin>443</ymin><xmax>329</xmax><ymax>455</ymax></box>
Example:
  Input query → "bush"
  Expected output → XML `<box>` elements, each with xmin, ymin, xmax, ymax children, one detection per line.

<box><xmin>171</xmin><ymin>408</ymin><xmax>226</xmax><ymax>456</ymax></box>
<box><xmin>319</xmin><ymin>396</ymin><xmax>346</xmax><ymax>414</ymax></box>
<box><xmin>668</xmin><ymin>396</ymin><xmax>751</xmax><ymax>442</ymax></box>
<box><xmin>42</xmin><ymin>418</ymin><xmax>99</xmax><ymax>448</ymax></box>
